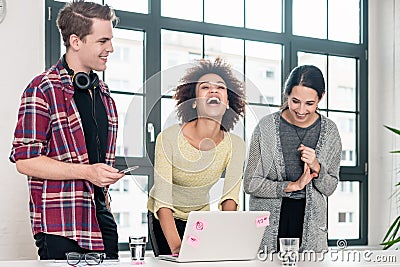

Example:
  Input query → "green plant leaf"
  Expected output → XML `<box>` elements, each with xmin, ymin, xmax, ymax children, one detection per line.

<box><xmin>385</xmin><ymin>126</ymin><xmax>400</xmax><ymax>155</ymax></box>
<box><xmin>381</xmin><ymin>237</ymin><xmax>400</xmax><ymax>249</ymax></box>
<box><xmin>390</xmin><ymin>189</ymin><xmax>400</xmax><ymax>200</ymax></box>
<box><xmin>385</xmin><ymin>125</ymin><xmax>400</xmax><ymax>136</ymax></box>
<box><xmin>391</xmin><ymin>219</ymin><xmax>400</xmax><ymax>241</ymax></box>
<box><xmin>382</xmin><ymin>125</ymin><xmax>400</xmax><ymax>249</ymax></box>
<box><xmin>382</xmin><ymin>216</ymin><xmax>400</xmax><ymax>243</ymax></box>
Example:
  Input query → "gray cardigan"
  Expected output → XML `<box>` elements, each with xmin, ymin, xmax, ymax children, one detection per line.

<box><xmin>244</xmin><ymin>111</ymin><xmax>342</xmax><ymax>253</ymax></box>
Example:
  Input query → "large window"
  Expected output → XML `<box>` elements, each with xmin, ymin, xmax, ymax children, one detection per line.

<box><xmin>46</xmin><ymin>0</ymin><xmax>368</xmax><ymax>249</ymax></box>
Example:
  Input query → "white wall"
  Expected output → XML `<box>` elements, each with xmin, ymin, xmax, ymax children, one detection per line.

<box><xmin>0</xmin><ymin>0</ymin><xmax>44</xmax><ymax>260</ymax></box>
<box><xmin>368</xmin><ymin>0</ymin><xmax>400</xmax><ymax>248</ymax></box>
<box><xmin>0</xmin><ymin>0</ymin><xmax>399</xmax><ymax>261</ymax></box>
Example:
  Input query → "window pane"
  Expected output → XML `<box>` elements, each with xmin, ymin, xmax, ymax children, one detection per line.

<box><xmin>210</xmin><ymin>180</ymin><xmax>246</xmax><ymax>211</ymax></box>
<box><xmin>338</xmin><ymin>212</ymin><xmax>346</xmax><ymax>223</ymax></box>
<box><xmin>105</xmin><ymin>0</ymin><xmax>148</xmax><ymax>14</ymax></box>
<box><xmin>161</xmin><ymin>97</ymin><xmax>179</xmax><ymax>130</ymax></box>
<box><xmin>245</xmin><ymin>105</ymin><xmax>276</xmax><ymax>149</ymax></box>
<box><xmin>107</xmin><ymin>29</ymin><xmax>144</xmax><ymax>93</ymax></box>
<box><xmin>244</xmin><ymin>105</ymin><xmax>277</xmax><ymax>211</ymax></box>
<box><xmin>161</xmin><ymin>62</ymin><xmax>196</xmax><ymax>97</ymax></box>
<box><xmin>319</xmin><ymin>110</ymin><xmax>328</xmax><ymax>118</ymax></box>
<box><xmin>328</xmin><ymin>181</ymin><xmax>360</xmax><ymax>239</ymax></box>
<box><xmin>204</xmin><ymin>0</ymin><xmax>244</xmax><ymax>27</ymax></box>
<box><xmin>328</xmin><ymin>56</ymin><xmax>357</xmax><ymax>111</ymax></box>
<box><xmin>112</xmin><ymin>94</ymin><xmax>144</xmax><ymax>157</ymax></box>
<box><xmin>161</xmin><ymin>0</ymin><xmax>202</xmax><ymax>21</ymax></box>
<box><xmin>109</xmin><ymin>175</ymin><xmax>149</xmax><ymax>242</ymax></box>
<box><xmin>297</xmin><ymin>52</ymin><xmax>328</xmax><ymax>109</ymax></box>
<box><xmin>245</xmin><ymin>41</ymin><xmax>282</xmax><ymax>105</ymax></box>
<box><xmin>328</xmin><ymin>112</ymin><xmax>357</xmax><ymax>167</ymax></box>
<box><xmin>245</xmin><ymin>0</ymin><xmax>282</xmax><ymax>32</ymax></box>
<box><xmin>210</xmin><ymin>179</ymin><xmax>245</xmax><ymax>211</ymax></box>
<box><xmin>293</xmin><ymin>0</ymin><xmax>327</xmax><ymax>39</ymax></box>
<box><xmin>161</xmin><ymin>30</ymin><xmax>202</xmax><ymax>96</ymax></box>
<box><xmin>209</xmin><ymin>178</ymin><xmax>229</xmax><ymax>210</ymax></box>
<box><xmin>231</xmin><ymin>117</ymin><xmax>244</xmax><ymax>139</ymax></box>
<box><xmin>204</xmin><ymin>36</ymin><xmax>244</xmax><ymax>83</ymax></box>
<box><xmin>328</xmin><ymin>0</ymin><xmax>360</xmax><ymax>43</ymax></box>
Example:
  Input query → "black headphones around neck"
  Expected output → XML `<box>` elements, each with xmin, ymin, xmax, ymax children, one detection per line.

<box><xmin>61</xmin><ymin>55</ymin><xmax>100</xmax><ymax>91</ymax></box>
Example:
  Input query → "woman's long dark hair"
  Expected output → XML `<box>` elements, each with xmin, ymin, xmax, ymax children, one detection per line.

<box><xmin>281</xmin><ymin>65</ymin><xmax>325</xmax><ymax>110</ymax></box>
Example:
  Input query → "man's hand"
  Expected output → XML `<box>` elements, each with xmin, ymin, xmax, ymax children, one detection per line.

<box><xmin>87</xmin><ymin>163</ymin><xmax>125</xmax><ymax>187</ymax></box>
<box><xmin>16</xmin><ymin>156</ymin><xmax>124</xmax><ymax>186</ymax></box>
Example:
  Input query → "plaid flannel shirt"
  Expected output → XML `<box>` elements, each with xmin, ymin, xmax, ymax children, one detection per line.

<box><xmin>9</xmin><ymin>59</ymin><xmax>118</xmax><ymax>250</ymax></box>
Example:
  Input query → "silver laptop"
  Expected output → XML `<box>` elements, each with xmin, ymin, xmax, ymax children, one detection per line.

<box><xmin>158</xmin><ymin>210</ymin><xmax>270</xmax><ymax>262</ymax></box>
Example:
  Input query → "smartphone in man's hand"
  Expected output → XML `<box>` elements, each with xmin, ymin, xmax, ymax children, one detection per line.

<box><xmin>119</xmin><ymin>166</ymin><xmax>139</xmax><ymax>174</ymax></box>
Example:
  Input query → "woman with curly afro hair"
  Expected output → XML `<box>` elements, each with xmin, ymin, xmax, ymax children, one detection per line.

<box><xmin>147</xmin><ymin>57</ymin><xmax>246</xmax><ymax>256</ymax></box>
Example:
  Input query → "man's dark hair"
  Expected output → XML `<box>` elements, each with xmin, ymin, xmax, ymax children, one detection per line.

<box><xmin>56</xmin><ymin>0</ymin><xmax>119</xmax><ymax>48</ymax></box>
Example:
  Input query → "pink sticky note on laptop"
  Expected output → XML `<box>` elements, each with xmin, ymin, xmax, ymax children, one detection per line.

<box><xmin>186</xmin><ymin>234</ymin><xmax>200</xmax><ymax>248</ymax></box>
<box><xmin>255</xmin><ymin>214</ymin><xmax>270</xmax><ymax>227</ymax></box>
<box><xmin>192</xmin><ymin>219</ymin><xmax>208</xmax><ymax>232</ymax></box>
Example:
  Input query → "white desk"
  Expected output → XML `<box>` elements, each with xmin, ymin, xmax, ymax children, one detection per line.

<box><xmin>0</xmin><ymin>250</ymin><xmax>398</xmax><ymax>267</ymax></box>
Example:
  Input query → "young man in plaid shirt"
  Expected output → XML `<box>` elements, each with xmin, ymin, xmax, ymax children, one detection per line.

<box><xmin>10</xmin><ymin>1</ymin><xmax>125</xmax><ymax>260</ymax></box>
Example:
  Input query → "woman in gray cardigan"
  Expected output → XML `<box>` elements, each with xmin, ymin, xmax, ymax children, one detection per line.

<box><xmin>244</xmin><ymin>65</ymin><xmax>342</xmax><ymax>253</ymax></box>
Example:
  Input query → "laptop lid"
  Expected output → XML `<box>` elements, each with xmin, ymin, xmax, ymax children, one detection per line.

<box><xmin>159</xmin><ymin>210</ymin><xmax>270</xmax><ymax>262</ymax></box>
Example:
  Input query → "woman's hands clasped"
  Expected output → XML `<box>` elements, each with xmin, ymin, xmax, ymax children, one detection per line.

<box><xmin>286</xmin><ymin>144</ymin><xmax>321</xmax><ymax>193</ymax></box>
<box><xmin>298</xmin><ymin>144</ymin><xmax>321</xmax><ymax>175</ymax></box>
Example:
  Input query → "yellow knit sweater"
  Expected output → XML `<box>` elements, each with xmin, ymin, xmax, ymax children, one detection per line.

<box><xmin>147</xmin><ymin>124</ymin><xmax>245</xmax><ymax>221</ymax></box>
